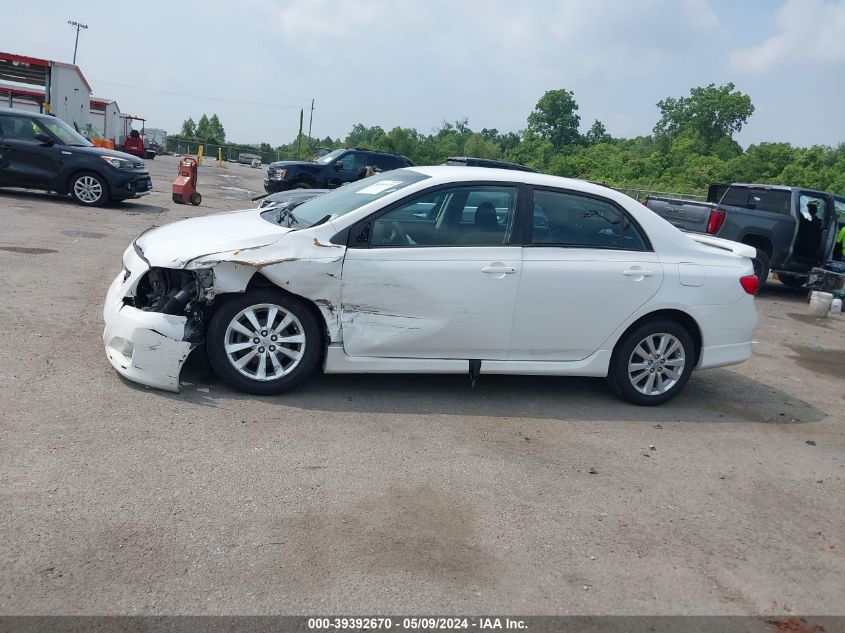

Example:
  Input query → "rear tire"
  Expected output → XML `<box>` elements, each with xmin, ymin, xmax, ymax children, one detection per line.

<box><xmin>608</xmin><ymin>318</ymin><xmax>695</xmax><ymax>406</ymax></box>
<box><xmin>69</xmin><ymin>172</ymin><xmax>109</xmax><ymax>207</ymax></box>
<box><xmin>752</xmin><ymin>249</ymin><xmax>770</xmax><ymax>284</ymax></box>
<box><xmin>206</xmin><ymin>290</ymin><xmax>322</xmax><ymax>395</ymax></box>
<box><xmin>190</xmin><ymin>192</ymin><xmax>202</xmax><ymax>205</ymax></box>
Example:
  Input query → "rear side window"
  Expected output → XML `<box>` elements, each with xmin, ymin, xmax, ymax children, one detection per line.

<box><xmin>531</xmin><ymin>189</ymin><xmax>648</xmax><ymax>251</ymax></box>
<box><xmin>370</xmin><ymin>153</ymin><xmax>399</xmax><ymax>171</ymax></box>
<box><xmin>720</xmin><ymin>187</ymin><xmax>791</xmax><ymax>215</ymax></box>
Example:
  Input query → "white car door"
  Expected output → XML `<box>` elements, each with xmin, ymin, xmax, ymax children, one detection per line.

<box><xmin>509</xmin><ymin>188</ymin><xmax>663</xmax><ymax>361</ymax></box>
<box><xmin>341</xmin><ymin>185</ymin><xmax>522</xmax><ymax>359</ymax></box>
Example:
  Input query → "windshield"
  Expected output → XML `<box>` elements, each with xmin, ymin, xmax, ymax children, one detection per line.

<box><xmin>316</xmin><ymin>149</ymin><xmax>345</xmax><ymax>164</ymax></box>
<box><xmin>290</xmin><ymin>169</ymin><xmax>430</xmax><ymax>227</ymax></box>
<box><xmin>40</xmin><ymin>117</ymin><xmax>92</xmax><ymax>147</ymax></box>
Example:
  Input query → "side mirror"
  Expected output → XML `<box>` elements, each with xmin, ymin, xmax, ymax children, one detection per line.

<box><xmin>34</xmin><ymin>133</ymin><xmax>54</xmax><ymax>146</ymax></box>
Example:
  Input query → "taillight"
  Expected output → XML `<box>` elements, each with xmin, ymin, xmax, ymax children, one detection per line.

<box><xmin>740</xmin><ymin>274</ymin><xmax>759</xmax><ymax>295</ymax></box>
<box><xmin>706</xmin><ymin>209</ymin><xmax>726</xmax><ymax>234</ymax></box>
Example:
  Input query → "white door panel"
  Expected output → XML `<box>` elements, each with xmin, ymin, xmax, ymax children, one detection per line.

<box><xmin>510</xmin><ymin>248</ymin><xmax>663</xmax><ymax>361</ymax></box>
<box><xmin>341</xmin><ymin>247</ymin><xmax>521</xmax><ymax>358</ymax></box>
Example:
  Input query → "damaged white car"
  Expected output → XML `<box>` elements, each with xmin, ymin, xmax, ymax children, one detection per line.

<box><xmin>103</xmin><ymin>167</ymin><xmax>759</xmax><ymax>405</ymax></box>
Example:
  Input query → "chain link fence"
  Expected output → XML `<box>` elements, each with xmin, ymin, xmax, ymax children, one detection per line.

<box><xmin>165</xmin><ymin>138</ymin><xmax>298</xmax><ymax>165</ymax></box>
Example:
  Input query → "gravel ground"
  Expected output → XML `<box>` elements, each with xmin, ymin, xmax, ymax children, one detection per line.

<box><xmin>0</xmin><ymin>155</ymin><xmax>843</xmax><ymax>615</ymax></box>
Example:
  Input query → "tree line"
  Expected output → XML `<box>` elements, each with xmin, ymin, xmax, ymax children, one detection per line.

<box><xmin>176</xmin><ymin>84</ymin><xmax>845</xmax><ymax>196</ymax></box>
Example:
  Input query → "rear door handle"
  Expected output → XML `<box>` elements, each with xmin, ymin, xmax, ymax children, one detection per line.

<box><xmin>623</xmin><ymin>268</ymin><xmax>654</xmax><ymax>277</ymax></box>
<box><xmin>481</xmin><ymin>266</ymin><xmax>517</xmax><ymax>274</ymax></box>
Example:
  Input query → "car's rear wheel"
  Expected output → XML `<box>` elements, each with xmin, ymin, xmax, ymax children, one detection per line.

<box><xmin>70</xmin><ymin>172</ymin><xmax>109</xmax><ymax>207</ymax></box>
<box><xmin>207</xmin><ymin>290</ymin><xmax>322</xmax><ymax>395</ymax></box>
<box><xmin>752</xmin><ymin>249</ymin><xmax>770</xmax><ymax>284</ymax></box>
<box><xmin>608</xmin><ymin>318</ymin><xmax>694</xmax><ymax>406</ymax></box>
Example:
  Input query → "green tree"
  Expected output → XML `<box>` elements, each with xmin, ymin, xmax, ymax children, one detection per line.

<box><xmin>180</xmin><ymin>117</ymin><xmax>196</xmax><ymax>138</ymax></box>
<box><xmin>584</xmin><ymin>120</ymin><xmax>611</xmax><ymax>146</ymax></box>
<box><xmin>208</xmin><ymin>114</ymin><xmax>226</xmax><ymax>143</ymax></box>
<box><xmin>195</xmin><ymin>114</ymin><xmax>211</xmax><ymax>140</ymax></box>
<box><xmin>463</xmin><ymin>132</ymin><xmax>502</xmax><ymax>159</ymax></box>
<box><xmin>527</xmin><ymin>89</ymin><xmax>581</xmax><ymax>150</ymax></box>
<box><xmin>654</xmin><ymin>83</ymin><xmax>754</xmax><ymax>154</ymax></box>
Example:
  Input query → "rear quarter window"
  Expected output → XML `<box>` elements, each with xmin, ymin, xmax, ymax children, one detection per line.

<box><xmin>720</xmin><ymin>187</ymin><xmax>791</xmax><ymax>215</ymax></box>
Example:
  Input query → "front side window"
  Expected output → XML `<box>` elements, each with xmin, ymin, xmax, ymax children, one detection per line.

<box><xmin>0</xmin><ymin>115</ymin><xmax>42</xmax><ymax>142</ymax></box>
<box><xmin>39</xmin><ymin>117</ymin><xmax>91</xmax><ymax>147</ymax></box>
<box><xmin>834</xmin><ymin>198</ymin><xmax>845</xmax><ymax>225</ymax></box>
<box><xmin>532</xmin><ymin>189</ymin><xmax>648</xmax><ymax>250</ymax></box>
<box><xmin>798</xmin><ymin>194</ymin><xmax>829</xmax><ymax>223</ymax></box>
<box><xmin>369</xmin><ymin>185</ymin><xmax>517</xmax><ymax>247</ymax></box>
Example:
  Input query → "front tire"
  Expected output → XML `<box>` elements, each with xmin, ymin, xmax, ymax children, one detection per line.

<box><xmin>608</xmin><ymin>318</ymin><xmax>695</xmax><ymax>406</ymax></box>
<box><xmin>206</xmin><ymin>290</ymin><xmax>322</xmax><ymax>395</ymax></box>
<box><xmin>70</xmin><ymin>172</ymin><xmax>109</xmax><ymax>207</ymax></box>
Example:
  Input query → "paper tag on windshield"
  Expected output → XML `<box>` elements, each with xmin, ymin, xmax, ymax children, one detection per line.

<box><xmin>357</xmin><ymin>180</ymin><xmax>402</xmax><ymax>195</ymax></box>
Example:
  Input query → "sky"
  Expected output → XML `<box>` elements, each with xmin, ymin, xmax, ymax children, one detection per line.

<box><xmin>2</xmin><ymin>0</ymin><xmax>844</xmax><ymax>148</ymax></box>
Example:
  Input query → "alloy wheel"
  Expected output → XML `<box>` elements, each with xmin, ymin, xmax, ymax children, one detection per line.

<box><xmin>627</xmin><ymin>332</ymin><xmax>686</xmax><ymax>396</ymax></box>
<box><xmin>73</xmin><ymin>175</ymin><xmax>103</xmax><ymax>204</ymax></box>
<box><xmin>223</xmin><ymin>303</ymin><xmax>306</xmax><ymax>381</ymax></box>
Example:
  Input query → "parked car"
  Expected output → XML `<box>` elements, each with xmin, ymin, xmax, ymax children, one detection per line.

<box><xmin>104</xmin><ymin>167</ymin><xmax>759</xmax><ymax>406</ymax></box>
<box><xmin>644</xmin><ymin>184</ymin><xmax>838</xmax><ymax>286</ymax></box>
<box><xmin>257</xmin><ymin>188</ymin><xmax>329</xmax><ymax>210</ymax></box>
<box><xmin>263</xmin><ymin>148</ymin><xmax>415</xmax><ymax>193</ymax></box>
<box><xmin>445</xmin><ymin>156</ymin><xmax>536</xmax><ymax>172</ymax></box>
<box><xmin>0</xmin><ymin>108</ymin><xmax>152</xmax><ymax>206</ymax></box>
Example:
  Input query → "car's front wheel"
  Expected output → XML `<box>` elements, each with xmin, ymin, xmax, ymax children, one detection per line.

<box><xmin>207</xmin><ymin>290</ymin><xmax>322</xmax><ymax>395</ymax></box>
<box><xmin>608</xmin><ymin>319</ymin><xmax>694</xmax><ymax>406</ymax></box>
<box><xmin>69</xmin><ymin>172</ymin><xmax>110</xmax><ymax>207</ymax></box>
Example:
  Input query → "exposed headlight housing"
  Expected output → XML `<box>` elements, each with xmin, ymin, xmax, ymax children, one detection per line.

<box><xmin>270</xmin><ymin>168</ymin><xmax>286</xmax><ymax>180</ymax></box>
<box><xmin>100</xmin><ymin>155</ymin><xmax>133</xmax><ymax>169</ymax></box>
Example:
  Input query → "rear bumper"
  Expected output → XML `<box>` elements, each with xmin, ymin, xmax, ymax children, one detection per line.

<box><xmin>689</xmin><ymin>299</ymin><xmax>758</xmax><ymax>369</ymax></box>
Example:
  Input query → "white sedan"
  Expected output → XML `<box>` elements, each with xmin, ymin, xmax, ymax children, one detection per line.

<box><xmin>103</xmin><ymin>167</ymin><xmax>759</xmax><ymax>405</ymax></box>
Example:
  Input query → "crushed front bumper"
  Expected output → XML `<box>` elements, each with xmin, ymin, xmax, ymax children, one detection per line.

<box><xmin>102</xmin><ymin>251</ymin><xmax>194</xmax><ymax>392</ymax></box>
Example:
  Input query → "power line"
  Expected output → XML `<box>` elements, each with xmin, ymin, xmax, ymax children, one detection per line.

<box><xmin>90</xmin><ymin>79</ymin><xmax>302</xmax><ymax>109</ymax></box>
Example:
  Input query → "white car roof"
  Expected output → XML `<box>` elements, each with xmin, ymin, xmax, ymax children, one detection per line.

<box><xmin>407</xmin><ymin>165</ymin><xmax>607</xmax><ymax>194</ymax></box>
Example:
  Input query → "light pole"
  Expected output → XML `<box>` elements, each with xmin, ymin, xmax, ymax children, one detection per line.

<box><xmin>67</xmin><ymin>20</ymin><xmax>88</xmax><ymax>64</ymax></box>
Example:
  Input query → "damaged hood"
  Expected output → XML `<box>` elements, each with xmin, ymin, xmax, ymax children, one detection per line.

<box><xmin>135</xmin><ymin>208</ymin><xmax>292</xmax><ymax>268</ymax></box>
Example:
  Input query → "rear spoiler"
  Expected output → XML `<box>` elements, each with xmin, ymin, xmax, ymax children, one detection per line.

<box><xmin>687</xmin><ymin>234</ymin><xmax>756</xmax><ymax>259</ymax></box>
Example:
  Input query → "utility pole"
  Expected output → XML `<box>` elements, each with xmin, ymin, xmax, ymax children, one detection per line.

<box><xmin>67</xmin><ymin>20</ymin><xmax>88</xmax><ymax>64</ymax></box>
<box><xmin>307</xmin><ymin>98</ymin><xmax>315</xmax><ymax>142</ymax></box>
<box><xmin>296</xmin><ymin>108</ymin><xmax>303</xmax><ymax>159</ymax></box>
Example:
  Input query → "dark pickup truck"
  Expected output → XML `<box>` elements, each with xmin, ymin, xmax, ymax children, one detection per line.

<box><xmin>264</xmin><ymin>148</ymin><xmax>414</xmax><ymax>193</ymax></box>
<box><xmin>645</xmin><ymin>184</ymin><xmax>838</xmax><ymax>286</ymax></box>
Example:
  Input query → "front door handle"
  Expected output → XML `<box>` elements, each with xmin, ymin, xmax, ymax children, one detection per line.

<box><xmin>623</xmin><ymin>268</ymin><xmax>654</xmax><ymax>278</ymax></box>
<box><xmin>482</xmin><ymin>266</ymin><xmax>517</xmax><ymax>274</ymax></box>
